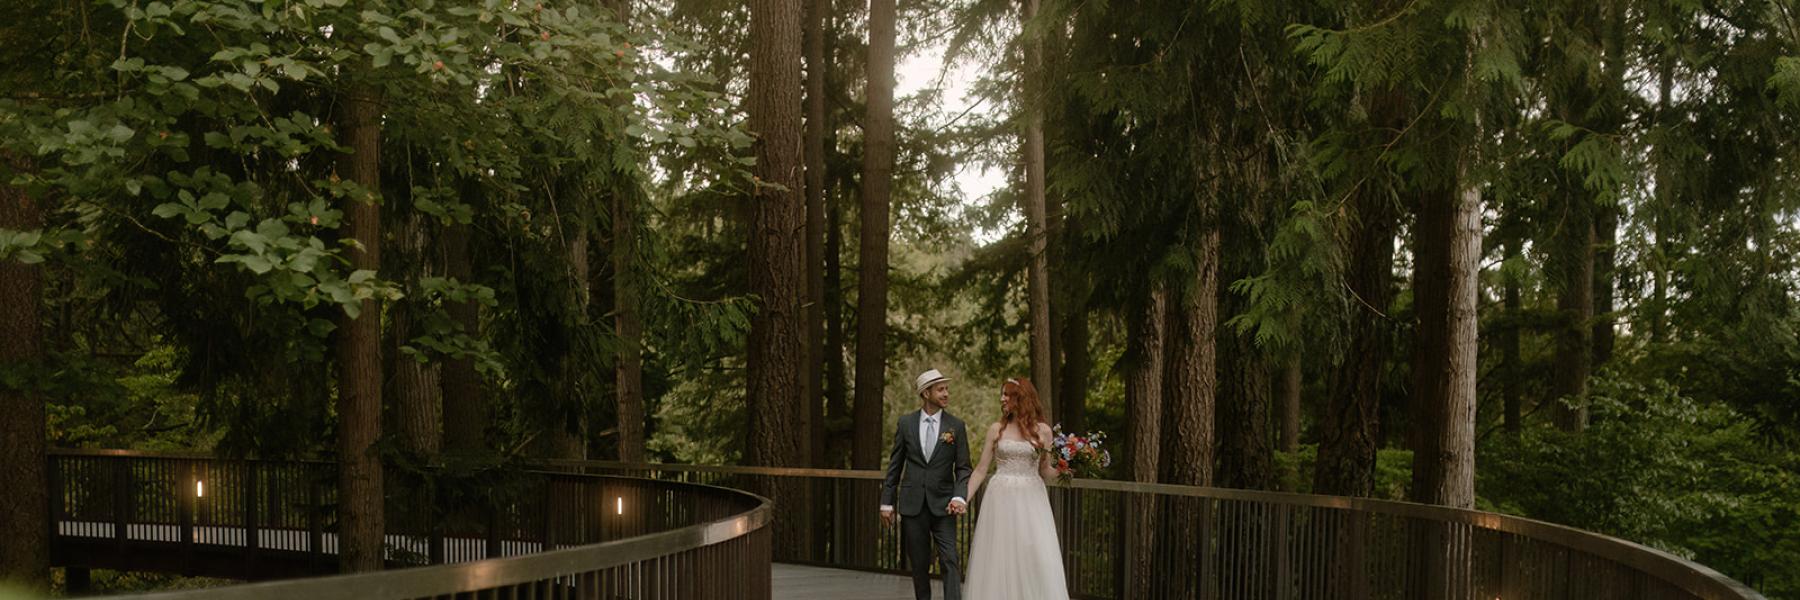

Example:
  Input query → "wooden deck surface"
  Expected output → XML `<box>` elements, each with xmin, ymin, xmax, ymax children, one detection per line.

<box><xmin>771</xmin><ymin>563</ymin><xmax>944</xmax><ymax>599</ymax></box>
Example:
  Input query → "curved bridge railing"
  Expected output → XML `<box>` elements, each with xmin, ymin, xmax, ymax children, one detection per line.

<box><xmin>46</xmin><ymin>450</ymin><xmax>772</xmax><ymax>599</ymax></box>
<box><xmin>546</xmin><ymin>460</ymin><xmax>1767</xmax><ymax>600</ymax></box>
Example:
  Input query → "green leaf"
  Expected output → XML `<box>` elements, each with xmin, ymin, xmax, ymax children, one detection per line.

<box><xmin>223</xmin><ymin>73</ymin><xmax>254</xmax><ymax>91</ymax></box>
<box><xmin>106</xmin><ymin>124</ymin><xmax>136</xmax><ymax>143</ymax></box>
<box><xmin>199</xmin><ymin>192</ymin><xmax>230</xmax><ymax>211</ymax></box>
<box><xmin>151</xmin><ymin>203</ymin><xmax>183</xmax><ymax>219</ymax></box>
<box><xmin>239</xmin><ymin>254</ymin><xmax>274</xmax><ymax>274</ymax></box>
<box><xmin>308</xmin><ymin>318</ymin><xmax>337</xmax><ymax>337</ymax></box>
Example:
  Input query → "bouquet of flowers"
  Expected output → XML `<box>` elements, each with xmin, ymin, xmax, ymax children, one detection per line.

<box><xmin>1045</xmin><ymin>425</ymin><xmax>1111</xmax><ymax>485</ymax></box>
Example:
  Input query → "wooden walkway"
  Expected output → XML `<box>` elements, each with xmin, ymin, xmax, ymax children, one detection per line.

<box><xmin>772</xmin><ymin>564</ymin><xmax>941</xmax><ymax>599</ymax></box>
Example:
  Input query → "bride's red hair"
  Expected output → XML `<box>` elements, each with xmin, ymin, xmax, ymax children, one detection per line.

<box><xmin>1002</xmin><ymin>378</ymin><xmax>1047</xmax><ymax>449</ymax></box>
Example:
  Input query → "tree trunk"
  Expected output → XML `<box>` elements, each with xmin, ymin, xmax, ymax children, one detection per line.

<box><xmin>1021</xmin><ymin>0</ymin><xmax>1054</xmax><ymax>419</ymax></box>
<box><xmin>1593</xmin><ymin>207</ymin><xmax>1615</xmax><ymax>369</ymax></box>
<box><xmin>1552</xmin><ymin>202</ymin><xmax>1594</xmax><ymax>433</ymax></box>
<box><xmin>1408</xmin><ymin>183</ymin><xmax>1481</xmax><ymax>509</ymax></box>
<box><xmin>391</xmin><ymin>208</ymin><xmax>442</xmax><ymax>458</ymax></box>
<box><xmin>852</xmin><ymin>0</ymin><xmax>896</xmax><ymax>471</ymax></box>
<box><xmin>1123</xmin><ymin>287</ymin><xmax>1165</xmax><ymax>597</ymax></box>
<box><xmin>825</xmin><ymin>170</ymin><xmax>849</xmax><ymax>467</ymax></box>
<box><xmin>0</xmin><ymin>154</ymin><xmax>48</xmax><ymax>589</ymax></box>
<box><xmin>1125</xmin><ymin>288</ymin><xmax>1167</xmax><ymax>485</ymax></box>
<box><xmin>1058</xmin><ymin>303</ymin><xmax>1091</xmax><ymax>435</ymax></box>
<box><xmin>1159</xmin><ymin>229</ymin><xmax>1219</xmax><ymax>488</ymax></box>
<box><xmin>1217</xmin><ymin>318</ymin><xmax>1273</xmax><ymax>491</ymax></box>
<box><xmin>1218</xmin><ymin>206</ymin><xmax>1273</xmax><ymax>491</ymax></box>
<box><xmin>335</xmin><ymin>83</ymin><xmax>386</xmax><ymax>573</ymax></box>
<box><xmin>440</xmin><ymin>182</ymin><xmax>485</xmax><ymax>455</ymax></box>
<box><xmin>1502</xmin><ymin>238</ymin><xmax>1522</xmax><ymax>437</ymax></box>
<box><xmin>747</xmin><ymin>0</ymin><xmax>810</xmax><ymax>556</ymax></box>
<box><xmin>1592</xmin><ymin>0</ymin><xmax>1625</xmax><ymax>374</ymax></box>
<box><xmin>1313</xmin><ymin>185</ymin><xmax>1396</xmax><ymax>498</ymax></box>
<box><xmin>1279</xmin><ymin>359</ymin><xmax>1301</xmax><ymax>454</ymax></box>
<box><xmin>614</xmin><ymin>190</ymin><xmax>645</xmax><ymax>463</ymax></box>
<box><xmin>545</xmin><ymin>230</ymin><xmax>591</xmax><ymax>460</ymax></box>
<box><xmin>803</xmin><ymin>0</ymin><xmax>829</xmax><ymax>468</ymax></box>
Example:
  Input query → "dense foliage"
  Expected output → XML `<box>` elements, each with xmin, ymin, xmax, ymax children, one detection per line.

<box><xmin>2</xmin><ymin>0</ymin><xmax>1796</xmax><ymax>595</ymax></box>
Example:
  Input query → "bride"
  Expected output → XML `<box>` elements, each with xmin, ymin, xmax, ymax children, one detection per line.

<box><xmin>964</xmin><ymin>377</ymin><xmax>1070</xmax><ymax>599</ymax></box>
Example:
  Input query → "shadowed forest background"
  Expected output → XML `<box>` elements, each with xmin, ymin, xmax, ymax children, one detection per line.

<box><xmin>1</xmin><ymin>0</ymin><xmax>1797</xmax><ymax>596</ymax></box>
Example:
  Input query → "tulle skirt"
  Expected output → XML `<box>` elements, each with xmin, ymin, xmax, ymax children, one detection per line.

<box><xmin>964</xmin><ymin>473</ymin><xmax>1070</xmax><ymax>600</ymax></box>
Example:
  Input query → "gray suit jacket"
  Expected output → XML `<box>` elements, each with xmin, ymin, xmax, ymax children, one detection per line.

<box><xmin>881</xmin><ymin>410</ymin><xmax>973</xmax><ymax>517</ymax></box>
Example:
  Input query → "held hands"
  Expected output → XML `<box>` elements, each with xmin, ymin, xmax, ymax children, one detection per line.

<box><xmin>881</xmin><ymin>499</ymin><xmax>967</xmax><ymax>525</ymax></box>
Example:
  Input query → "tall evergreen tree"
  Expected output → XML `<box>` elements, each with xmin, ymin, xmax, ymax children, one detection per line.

<box><xmin>803</xmin><ymin>0</ymin><xmax>830</xmax><ymax>468</ymax></box>
<box><xmin>334</xmin><ymin>78</ymin><xmax>386</xmax><ymax>573</ymax></box>
<box><xmin>853</xmin><ymin>0</ymin><xmax>897</xmax><ymax>471</ymax></box>
<box><xmin>746</xmin><ymin>0</ymin><xmax>810</xmax><ymax>552</ymax></box>
<box><xmin>1021</xmin><ymin>0</ymin><xmax>1055</xmax><ymax>417</ymax></box>
<box><xmin>0</xmin><ymin>153</ymin><xmax>47</xmax><ymax>588</ymax></box>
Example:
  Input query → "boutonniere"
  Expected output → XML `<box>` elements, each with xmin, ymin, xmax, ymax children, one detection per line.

<box><xmin>939</xmin><ymin>431</ymin><xmax>956</xmax><ymax>445</ymax></box>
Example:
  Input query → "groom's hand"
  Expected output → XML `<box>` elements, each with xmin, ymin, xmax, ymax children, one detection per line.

<box><xmin>881</xmin><ymin>507</ymin><xmax>896</xmax><ymax>527</ymax></box>
<box><xmin>947</xmin><ymin>498</ymin><xmax>967</xmax><ymax>515</ymax></box>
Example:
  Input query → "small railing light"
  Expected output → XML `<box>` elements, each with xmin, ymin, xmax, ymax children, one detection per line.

<box><xmin>616</xmin><ymin>497</ymin><xmax>624</xmax><ymax>515</ymax></box>
<box><xmin>196</xmin><ymin>480</ymin><xmax>205</xmax><ymax>498</ymax></box>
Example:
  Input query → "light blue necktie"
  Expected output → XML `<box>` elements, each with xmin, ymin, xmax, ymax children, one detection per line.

<box><xmin>923</xmin><ymin>416</ymin><xmax>937</xmax><ymax>462</ymax></box>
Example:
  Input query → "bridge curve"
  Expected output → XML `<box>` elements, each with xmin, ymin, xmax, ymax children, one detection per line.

<box><xmin>47</xmin><ymin>451</ymin><xmax>1764</xmax><ymax>599</ymax></box>
<box><xmin>48</xmin><ymin>450</ymin><xmax>772</xmax><ymax>599</ymax></box>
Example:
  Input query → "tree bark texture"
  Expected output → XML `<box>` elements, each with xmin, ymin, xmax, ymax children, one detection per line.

<box><xmin>1217</xmin><ymin>321</ymin><xmax>1274</xmax><ymax>491</ymax></box>
<box><xmin>1123</xmin><ymin>287</ymin><xmax>1165</xmax><ymax>597</ymax></box>
<box><xmin>1021</xmin><ymin>0</ymin><xmax>1055</xmax><ymax>419</ymax></box>
<box><xmin>1313</xmin><ymin>185</ymin><xmax>1396</xmax><ymax>498</ymax></box>
<box><xmin>1217</xmin><ymin>210</ymin><xmax>1274</xmax><ymax>491</ymax></box>
<box><xmin>1126</xmin><ymin>288</ymin><xmax>1167</xmax><ymax>485</ymax></box>
<box><xmin>0</xmin><ymin>154</ymin><xmax>48</xmax><ymax>589</ymax></box>
<box><xmin>852</xmin><ymin>0</ymin><xmax>896</xmax><ymax>471</ymax></box>
<box><xmin>440</xmin><ymin>183</ymin><xmax>485</xmax><ymax>455</ymax></box>
<box><xmin>1159</xmin><ymin>229</ymin><xmax>1219</xmax><ymax>488</ymax></box>
<box><xmin>335</xmin><ymin>84</ymin><xmax>386</xmax><ymax>573</ymax></box>
<box><xmin>1553</xmin><ymin>202</ymin><xmax>1594</xmax><ymax>432</ymax></box>
<box><xmin>1408</xmin><ymin>184</ymin><xmax>1481</xmax><ymax>509</ymax></box>
<box><xmin>390</xmin><ymin>207</ymin><xmax>442</xmax><ymax>458</ymax></box>
<box><xmin>803</xmin><ymin>0</ymin><xmax>829</xmax><ymax>468</ymax></box>
<box><xmin>614</xmin><ymin>189</ymin><xmax>645</xmax><ymax>463</ymax></box>
<box><xmin>544</xmin><ymin>230</ymin><xmax>590</xmax><ymax>460</ymax></box>
<box><xmin>1279</xmin><ymin>359</ymin><xmax>1301</xmax><ymax>454</ymax></box>
<box><xmin>825</xmin><ymin>171</ymin><xmax>849</xmax><ymax>466</ymax></box>
<box><xmin>747</xmin><ymin>0</ymin><xmax>811</xmax><ymax>557</ymax></box>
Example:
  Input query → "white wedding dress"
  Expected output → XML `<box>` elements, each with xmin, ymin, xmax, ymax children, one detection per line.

<box><xmin>965</xmin><ymin>438</ymin><xmax>1070</xmax><ymax>599</ymax></box>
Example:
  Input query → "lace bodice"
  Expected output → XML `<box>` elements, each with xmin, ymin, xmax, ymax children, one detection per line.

<box><xmin>994</xmin><ymin>439</ymin><xmax>1041</xmax><ymax>477</ymax></box>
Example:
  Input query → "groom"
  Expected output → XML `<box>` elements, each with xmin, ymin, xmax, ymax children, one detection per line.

<box><xmin>881</xmin><ymin>368</ymin><xmax>973</xmax><ymax>600</ymax></box>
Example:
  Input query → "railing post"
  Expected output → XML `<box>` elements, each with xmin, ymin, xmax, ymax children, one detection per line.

<box><xmin>113</xmin><ymin>457</ymin><xmax>130</xmax><ymax>545</ymax></box>
<box><xmin>1113</xmin><ymin>491</ymin><xmax>1131</xmax><ymax>600</ymax></box>
<box><xmin>1273</xmin><ymin>503</ymin><xmax>1292</xmax><ymax>600</ymax></box>
<box><xmin>429</xmin><ymin>482</ymin><xmax>445</xmax><ymax>564</ymax></box>
<box><xmin>45</xmin><ymin>454</ymin><xmax>62</xmax><ymax>543</ymax></box>
<box><xmin>307</xmin><ymin>472</ymin><xmax>323</xmax><ymax>559</ymax></box>
<box><xmin>485</xmin><ymin>501</ymin><xmax>502</xmax><ymax>558</ymax></box>
<box><xmin>244</xmin><ymin>460</ymin><xmax>260</xmax><ymax>570</ymax></box>
<box><xmin>178</xmin><ymin>461</ymin><xmax>195</xmax><ymax>553</ymax></box>
<box><xmin>542</xmin><ymin>478</ymin><xmax>556</xmax><ymax>552</ymax></box>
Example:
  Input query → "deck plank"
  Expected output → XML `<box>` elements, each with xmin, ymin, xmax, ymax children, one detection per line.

<box><xmin>771</xmin><ymin>563</ymin><xmax>944</xmax><ymax>599</ymax></box>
